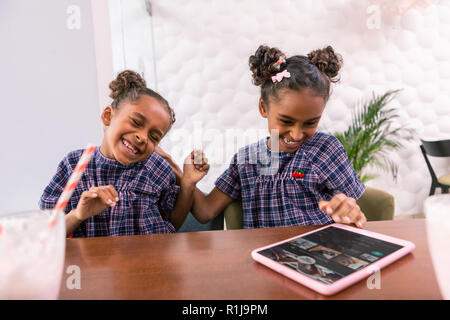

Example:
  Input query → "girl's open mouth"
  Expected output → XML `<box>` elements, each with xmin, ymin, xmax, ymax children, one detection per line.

<box><xmin>280</xmin><ymin>136</ymin><xmax>304</xmax><ymax>150</ymax></box>
<box><xmin>122</xmin><ymin>138</ymin><xmax>140</xmax><ymax>157</ymax></box>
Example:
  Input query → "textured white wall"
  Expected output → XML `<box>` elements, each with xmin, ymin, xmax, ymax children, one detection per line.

<box><xmin>112</xmin><ymin>0</ymin><xmax>450</xmax><ymax>216</ymax></box>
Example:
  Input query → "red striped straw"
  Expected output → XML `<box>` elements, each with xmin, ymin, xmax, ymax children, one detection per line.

<box><xmin>48</xmin><ymin>144</ymin><xmax>96</xmax><ymax>229</ymax></box>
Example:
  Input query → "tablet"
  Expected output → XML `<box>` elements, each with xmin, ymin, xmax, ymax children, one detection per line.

<box><xmin>251</xmin><ymin>223</ymin><xmax>415</xmax><ymax>296</ymax></box>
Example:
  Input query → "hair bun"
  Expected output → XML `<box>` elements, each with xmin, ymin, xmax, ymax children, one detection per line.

<box><xmin>249</xmin><ymin>45</ymin><xmax>286</xmax><ymax>86</ymax></box>
<box><xmin>307</xmin><ymin>46</ymin><xmax>343</xmax><ymax>83</ymax></box>
<box><xmin>109</xmin><ymin>70</ymin><xmax>147</xmax><ymax>100</ymax></box>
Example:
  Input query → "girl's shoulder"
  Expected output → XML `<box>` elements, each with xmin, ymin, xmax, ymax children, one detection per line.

<box><xmin>234</xmin><ymin>137</ymin><xmax>268</xmax><ymax>163</ymax></box>
<box><xmin>142</xmin><ymin>151</ymin><xmax>172</xmax><ymax>171</ymax></box>
<box><xmin>63</xmin><ymin>148</ymin><xmax>86</xmax><ymax>169</ymax></box>
<box><xmin>298</xmin><ymin>132</ymin><xmax>347</xmax><ymax>166</ymax></box>
<box><xmin>301</xmin><ymin>132</ymin><xmax>342</xmax><ymax>154</ymax></box>
<box><xmin>139</xmin><ymin>152</ymin><xmax>176</xmax><ymax>186</ymax></box>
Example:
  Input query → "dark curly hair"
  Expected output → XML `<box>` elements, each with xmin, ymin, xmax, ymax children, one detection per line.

<box><xmin>249</xmin><ymin>45</ymin><xmax>343</xmax><ymax>106</ymax></box>
<box><xmin>109</xmin><ymin>70</ymin><xmax>176</xmax><ymax>128</ymax></box>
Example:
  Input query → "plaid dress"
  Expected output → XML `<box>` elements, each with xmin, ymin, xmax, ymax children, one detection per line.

<box><xmin>39</xmin><ymin>147</ymin><xmax>179</xmax><ymax>237</ymax></box>
<box><xmin>215</xmin><ymin>132</ymin><xmax>365</xmax><ymax>228</ymax></box>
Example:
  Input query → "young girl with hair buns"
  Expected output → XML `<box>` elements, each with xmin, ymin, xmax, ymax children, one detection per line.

<box><xmin>39</xmin><ymin>70</ymin><xmax>209</xmax><ymax>237</ymax></box>
<box><xmin>187</xmin><ymin>45</ymin><xmax>367</xmax><ymax>228</ymax></box>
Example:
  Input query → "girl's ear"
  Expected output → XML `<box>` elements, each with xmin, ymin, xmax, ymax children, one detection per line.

<box><xmin>101</xmin><ymin>106</ymin><xmax>113</xmax><ymax>126</ymax></box>
<box><xmin>258</xmin><ymin>98</ymin><xmax>268</xmax><ymax>118</ymax></box>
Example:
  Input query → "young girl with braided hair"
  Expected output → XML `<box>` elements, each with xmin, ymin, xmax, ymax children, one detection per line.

<box><xmin>188</xmin><ymin>45</ymin><xmax>367</xmax><ymax>228</ymax></box>
<box><xmin>39</xmin><ymin>70</ymin><xmax>209</xmax><ymax>237</ymax></box>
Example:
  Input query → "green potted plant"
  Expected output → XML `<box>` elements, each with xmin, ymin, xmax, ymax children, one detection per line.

<box><xmin>332</xmin><ymin>89</ymin><xmax>415</xmax><ymax>183</ymax></box>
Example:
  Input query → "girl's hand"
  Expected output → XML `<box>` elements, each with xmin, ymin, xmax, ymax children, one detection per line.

<box><xmin>154</xmin><ymin>146</ymin><xmax>183</xmax><ymax>184</ymax></box>
<box><xmin>75</xmin><ymin>185</ymin><xmax>119</xmax><ymax>221</ymax></box>
<box><xmin>182</xmin><ymin>150</ymin><xmax>209</xmax><ymax>186</ymax></box>
<box><xmin>318</xmin><ymin>193</ymin><xmax>367</xmax><ymax>228</ymax></box>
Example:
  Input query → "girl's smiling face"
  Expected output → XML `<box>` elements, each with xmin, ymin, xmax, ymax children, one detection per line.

<box><xmin>259</xmin><ymin>88</ymin><xmax>326</xmax><ymax>152</ymax></box>
<box><xmin>100</xmin><ymin>95</ymin><xmax>171</xmax><ymax>165</ymax></box>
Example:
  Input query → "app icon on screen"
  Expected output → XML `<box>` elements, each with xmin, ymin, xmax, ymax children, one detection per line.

<box><xmin>371</xmin><ymin>251</ymin><xmax>384</xmax><ymax>257</ymax></box>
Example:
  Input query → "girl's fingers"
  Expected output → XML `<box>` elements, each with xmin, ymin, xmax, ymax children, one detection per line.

<box><xmin>341</xmin><ymin>205</ymin><xmax>360</xmax><ymax>224</ymax></box>
<box><xmin>331</xmin><ymin>197</ymin><xmax>357</xmax><ymax>222</ymax></box>
<box><xmin>318</xmin><ymin>200</ymin><xmax>328</xmax><ymax>212</ymax></box>
<box><xmin>96</xmin><ymin>187</ymin><xmax>117</xmax><ymax>206</ymax></box>
<box><xmin>320</xmin><ymin>195</ymin><xmax>366</xmax><ymax>228</ymax></box>
<box><xmin>331</xmin><ymin>213</ymin><xmax>341</xmax><ymax>223</ymax></box>
<box><xmin>355</xmin><ymin>213</ymin><xmax>367</xmax><ymax>228</ymax></box>
<box><xmin>185</xmin><ymin>151</ymin><xmax>196</xmax><ymax>165</ymax></box>
<box><xmin>323</xmin><ymin>193</ymin><xmax>347</xmax><ymax>215</ymax></box>
<box><xmin>198</xmin><ymin>158</ymin><xmax>208</xmax><ymax>170</ymax></box>
<box><xmin>193</xmin><ymin>150</ymin><xmax>203</xmax><ymax>165</ymax></box>
<box><xmin>82</xmin><ymin>190</ymin><xmax>98</xmax><ymax>200</ymax></box>
<box><xmin>105</xmin><ymin>187</ymin><xmax>118</xmax><ymax>205</ymax></box>
<box><xmin>320</xmin><ymin>201</ymin><xmax>338</xmax><ymax>221</ymax></box>
<box><xmin>103</xmin><ymin>192</ymin><xmax>115</xmax><ymax>206</ymax></box>
<box><xmin>106</xmin><ymin>185</ymin><xmax>119</xmax><ymax>202</ymax></box>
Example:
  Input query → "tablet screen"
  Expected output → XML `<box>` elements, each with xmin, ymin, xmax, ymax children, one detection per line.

<box><xmin>257</xmin><ymin>226</ymin><xmax>404</xmax><ymax>285</ymax></box>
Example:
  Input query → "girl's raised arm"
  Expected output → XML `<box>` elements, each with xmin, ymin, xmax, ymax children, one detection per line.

<box><xmin>191</xmin><ymin>187</ymin><xmax>234</xmax><ymax>224</ymax></box>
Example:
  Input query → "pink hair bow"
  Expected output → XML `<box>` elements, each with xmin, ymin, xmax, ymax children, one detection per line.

<box><xmin>271</xmin><ymin>70</ymin><xmax>291</xmax><ymax>83</ymax></box>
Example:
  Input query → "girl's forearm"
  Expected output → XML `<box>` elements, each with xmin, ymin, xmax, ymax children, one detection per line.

<box><xmin>169</xmin><ymin>180</ymin><xmax>195</xmax><ymax>230</ymax></box>
<box><xmin>65</xmin><ymin>209</ymin><xmax>83</xmax><ymax>237</ymax></box>
<box><xmin>191</xmin><ymin>188</ymin><xmax>216</xmax><ymax>223</ymax></box>
<box><xmin>191</xmin><ymin>187</ymin><xmax>233</xmax><ymax>224</ymax></box>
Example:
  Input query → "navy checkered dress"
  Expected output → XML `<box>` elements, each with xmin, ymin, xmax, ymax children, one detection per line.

<box><xmin>215</xmin><ymin>132</ymin><xmax>366</xmax><ymax>228</ymax></box>
<box><xmin>39</xmin><ymin>147</ymin><xmax>179</xmax><ymax>237</ymax></box>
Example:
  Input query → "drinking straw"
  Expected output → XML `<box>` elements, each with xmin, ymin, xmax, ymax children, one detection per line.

<box><xmin>48</xmin><ymin>144</ymin><xmax>96</xmax><ymax>229</ymax></box>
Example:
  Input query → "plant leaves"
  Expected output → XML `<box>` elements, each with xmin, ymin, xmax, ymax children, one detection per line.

<box><xmin>331</xmin><ymin>89</ymin><xmax>415</xmax><ymax>183</ymax></box>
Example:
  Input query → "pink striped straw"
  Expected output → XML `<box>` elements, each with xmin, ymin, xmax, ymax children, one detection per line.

<box><xmin>48</xmin><ymin>144</ymin><xmax>96</xmax><ymax>228</ymax></box>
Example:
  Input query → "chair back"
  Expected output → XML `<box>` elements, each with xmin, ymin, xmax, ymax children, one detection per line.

<box><xmin>420</xmin><ymin>144</ymin><xmax>439</xmax><ymax>183</ymax></box>
<box><xmin>420</xmin><ymin>139</ymin><xmax>450</xmax><ymax>157</ymax></box>
<box><xmin>420</xmin><ymin>138</ymin><xmax>450</xmax><ymax>195</ymax></box>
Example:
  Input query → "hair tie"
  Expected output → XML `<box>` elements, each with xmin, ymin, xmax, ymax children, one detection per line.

<box><xmin>169</xmin><ymin>107</ymin><xmax>176</xmax><ymax>124</ymax></box>
<box><xmin>272</xmin><ymin>55</ymin><xmax>287</xmax><ymax>71</ymax></box>
<box><xmin>272</xmin><ymin>70</ymin><xmax>291</xmax><ymax>83</ymax></box>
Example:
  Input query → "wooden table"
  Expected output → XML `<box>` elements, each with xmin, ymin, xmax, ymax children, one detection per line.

<box><xmin>59</xmin><ymin>219</ymin><xmax>442</xmax><ymax>300</ymax></box>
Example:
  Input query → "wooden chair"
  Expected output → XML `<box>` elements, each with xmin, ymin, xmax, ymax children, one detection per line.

<box><xmin>420</xmin><ymin>139</ymin><xmax>450</xmax><ymax>195</ymax></box>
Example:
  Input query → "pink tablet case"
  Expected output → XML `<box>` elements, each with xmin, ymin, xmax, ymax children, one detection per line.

<box><xmin>251</xmin><ymin>223</ymin><xmax>415</xmax><ymax>296</ymax></box>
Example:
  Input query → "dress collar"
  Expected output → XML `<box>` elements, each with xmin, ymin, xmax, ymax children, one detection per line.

<box><xmin>94</xmin><ymin>147</ymin><xmax>148</xmax><ymax>169</ymax></box>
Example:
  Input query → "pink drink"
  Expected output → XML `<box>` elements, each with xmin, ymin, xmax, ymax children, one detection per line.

<box><xmin>425</xmin><ymin>194</ymin><xmax>450</xmax><ymax>300</ymax></box>
<box><xmin>0</xmin><ymin>210</ymin><xmax>65</xmax><ymax>299</ymax></box>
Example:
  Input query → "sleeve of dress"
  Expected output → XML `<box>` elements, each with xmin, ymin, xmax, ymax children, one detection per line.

<box><xmin>316</xmin><ymin>136</ymin><xmax>366</xmax><ymax>201</ymax></box>
<box><xmin>38</xmin><ymin>156</ymin><xmax>73</xmax><ymax>214</ymax></box>
<box><xmin>214</xmin><ymin>153</ymin><xmax>242</xmax><ymax>200</ymax></box>
<box><xmin>157</xmin><ymin>168</ymin><xmax>180</xmax><ymax>217</ymax></box>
